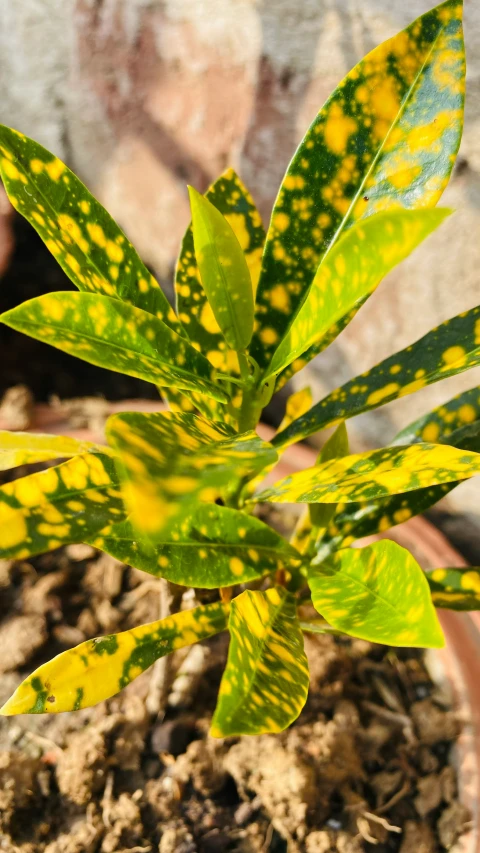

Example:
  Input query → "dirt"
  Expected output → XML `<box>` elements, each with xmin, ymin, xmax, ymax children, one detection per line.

<box><xmin>0</xmin><ymin>538</ymin><xmax>471</xmax><ymax>853</ymax></box>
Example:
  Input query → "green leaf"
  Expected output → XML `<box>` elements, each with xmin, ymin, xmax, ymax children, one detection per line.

<box><xmin>0</xmin><ymin>292</ymin><xmax>228</xmax><ymax>403</ymax></box>
<box><xmin>0</xmin><ymin>125</ymin><xmax>180</xmax><ymax>327</ymax></box>
<box><xmin>0</xmin><ymin>601</ymin><xmax>228</xmax><ymax>715</ymax></box>
<box><xmin>0</xmin><ymin>430</ymin><xmax>109</xmax><ymax>472</ymax></box>
<box><xmin>426</xmin><ymin>567</ymin><xmax>480</xmax><ymax>610</ymax></box>
<box><xmin>317</xmin><ymin>417</ymin><xmax>480</xmax><ymax>559</ymax></box>
<box><xmin>274</xmin><ymin>304</ymin><xmax>480</xmax><ymax>448</ymax></box>
<box><xmin>393</xmin><ymin>385</ymin><xmax>480</xmax><ymax>444</ymax></box>
<box><xmin>210</xmin><ymin>587</ymin><xmax>309</xmax><ymax>737</ymax></box>
<box><xmin>255</xmin><ymin>442</ymin><xmax>480</xmax><ymax>505</ymax></box>
<box><xmin>309</xmin><ymin>540</ymin><xmax>444</xmax><ymax>647</ymax></box>
<box><xmin>176</xmin><ymin>168</ymin><xmax>265</xmax><ymax>371</ymax></box>
<box><xmin>0</xmin><ymin>453</ymin><xmax>125</xmax><ymax>560</ymax></box>
<box><xmin>188</xmin><ymin>186</ymin><xmax>254</xmax><ymax>352</ymax></box>
<box><xmin>265</xmin><ymin>209</ymin><xmax>450</xmax><ymax>381</ymax></box>
<box><xmin>250</xmin><ymin>0</ymin><xmax>465</xmax><ymax>368</ymax></box>
<box><xmin>107</xmin><ymin>411</ymin><xmax>277</xmax><ymax>540</ymax></box>
<box><xmin>88</xmin><ymin>503</ymin><xmax>300</xmax><ymax>589</ymax></box>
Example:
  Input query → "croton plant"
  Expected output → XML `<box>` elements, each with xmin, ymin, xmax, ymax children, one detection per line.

<box><xmin>0</xmin><ymin>0</ymin><xmax>478</xmax><ymax>736</ymax></box>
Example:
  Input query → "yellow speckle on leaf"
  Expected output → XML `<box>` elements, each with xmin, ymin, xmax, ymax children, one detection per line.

<box><xmin>259</xmin><ymin>327</ymin><xmax>279</xmax><ymax>346</ymax></box>
<box><xmin>106</xmin><ymin>240</ymin><xmax>124</xmax><ymax>263</ymax></box>
<box><xmin>273</xmin><ymin>212</ymin><xmax>290</xmax><ymax>233</ymax></box>
<box><xmin>442</xmin><ymin>346</ymin><xmax>466</xmax><ymax>367</ymax></box>
<box><xmin>422</xmin><ymin>422</ymin><xmax>440</xmax><ymax>442</ymax></box>
<box><xmin>87</xmin><ymin>222</ymin><xmax>106</xmax><ymax>248</ymax></box>
<box><xmin>366</xmin><ymin>383</ymin><xmax>399</xmax><ymax>407</ymax></box>
<box><xmin>458</xmin><ymin>404</ymin><xmax>476</xmax><ymax>423</ymax></box>
<box><xmin>323</xmin><ymin>102</ymin><xmax>357</xmax><ymax>155</ymax></box>
<box><xmin>229</xmin><ymin>557</ymin><xmax>244</xmax><ymax>577</ymax></box>
<box><xmin>268</xmin><ymin>285</ymin><xmax>290</xmax><ymax>313</ymax></box>
<box><xmin>461</xmin><ymin>571</ymin><xmax>480</xmax><ymax>593</ymax></box>
<box><xmin>46</xmin><ymin>158</ymin><xmax>66</xmax><ymax>181</ymax></box>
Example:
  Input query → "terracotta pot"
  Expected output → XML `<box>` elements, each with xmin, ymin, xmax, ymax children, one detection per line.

<box><xmin>4</xmin><ymin>400</ymin><xmax>479</xmax><ymax>851</ymax></box>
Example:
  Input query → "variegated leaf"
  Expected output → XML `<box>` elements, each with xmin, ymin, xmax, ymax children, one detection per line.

<box><xmin>250</xmin><ymin>0</ymin><xmax>464</xmax><ymax>368</ymax></box>
<box><xmin>107</xmin><ymin>411</ymin><xmax>276</xmax><ymax>540</ymax></box>
<box><xmin>211</xmin><ymin>587</ymin><xmax>309</xmax><ymax>737</ymax></box>
<box><xmin>309</xmin><ymin>540</ymin><xmax>444</xmax><ymax>647</ymax></box>
<box><xmin>274</xmin><ymin>304</ymin><xmax>480</xmax><ymax>448</ymax></box>
<box><xmin>188</xmin><ymin>186</ymin><xmax>254</xmax><ymax>353</ymax></box>
<box><xmin>176</xmin><ymin>168</ymin><xmax>265</xmax><ymax>371</ymax></box>
<box><xmin>255</xmin><ymin>442</ymin><xmax>480</xmax><ymax>505</ymax></box>
<box><xmin>0</xmin><ymin>601</ymin><xmax>228</xmax><ymax>715</ymax></box>
<box><xmin>316</xmin><ymin>417</ymin><xmax>480</xmax><ymax>558</ymax></box>
<box><xmin>426</xmin><ymin>567</ymin><xmax>480</xmax><ymax>610</ymax></box>
<box><xmin>0</xmin><ymin>125</ymin><xmax>180</xmax><ymax>326</ymax></box>
<box><xmin>0</xmin><ymin>292</ymin><xmax>228</xmax><ymax>403</ymax></box>
<box><xmin>89</xmin><ymin>503</ymin><xmax>300</xmax><ymax>589</ymax></box>
<box><xmin>393</xmin><ymin>384</ymin><xmax>480</xmax><ymax>444</ymax></box>
<box><xmin>265</xmin><ymin>209</ymin><xmax>450</xmax><ymax>382</ymax></box>
<box><xmin>0</xmin><ymin>453</ymin><xmax>124</xmax><ymax>559</ymax></box>
<box><xmin>0</xmin><ymin>430</ymin><xmax>108</xmax><ymax>472</ymax></box>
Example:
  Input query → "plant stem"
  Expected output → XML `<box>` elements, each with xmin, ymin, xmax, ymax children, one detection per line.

<box><xmin>146</xmin><ymin>580</ymin><xmax>184</xmax><ymax>718</ymax></box>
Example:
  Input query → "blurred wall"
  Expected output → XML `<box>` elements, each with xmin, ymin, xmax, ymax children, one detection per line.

<box><xmin>0</xmin><ymin>0</ymin><xmax>479</xmax><ymax>520</ymax></box>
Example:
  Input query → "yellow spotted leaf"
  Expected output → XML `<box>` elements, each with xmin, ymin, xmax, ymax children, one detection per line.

<box><xmin>316</xmin><ymin>416</ymin><xmax>480</xmax><ymax>560</ymax></box>
<box><xmin>393</xmin><ymin>384</ymin><xmax>480</xmax><ymax>445</ymax></box>
<box><xmin>107</xmin><ymin>411</ymin><xmax>277</xmax><ymax>541</ymax></box>
<box><xmin>426</xmin><ymin>567</ymin><xmax>480</xmax><ymax>610</ymax></box>
<box><xmin>274</xmin><ymin>304</ymin><xmax>480</xmax><ymax>448</ymax></box>
<box><xmin>0</xmin><ymin>453</ymin><xmax>125</xmax><ymax>559</ymax></box>
<box><xmin>255</xmin><ymin>442</ymin><xmax>480</xmax><ymax>505</ymax></box>
<box><xmin>88</xmin><ymin>503</ymin><xmax>300</xmax><ymax>589</ymax></box>
<box><xmin>251</xmin><ymin>0</ymin><xmax>464</xmax><ymax>368</ymax></box>
<box><xmin>0</xmin><ymin>601</ymin><xmax>229</xmax><ymax>715</ymax></box>
<box><xmin>211</xmin><ymin>587</ymin><xmax>309</xmax><ymax>737</ymax></box>
<box><xmin>309</xmin><ymin>540</ymin><xmax>444</xmax><ymax>646</ymax></box>
<box><xmin>0</xmin><ymin>430</ymin><xmax>109</xmax><ymax>472</ymax></box>
<box><xmin>0</xmin><ymin>125</ymin><xmax>180</xmax><ymax>327</ymax></box>
<box><xmin>188</xmin><ymin>186</ymin><xmax>254</xmax><ymax>352</ymax></box>
<box><xmin>0</xmin><ymin>292</ymin><xmax>228</xmax><ymax>403</ymax></box>
<box><xmin>264</xmin><ymin>209</ymin><xmax>450</xmax><ymax>382</ymax></box>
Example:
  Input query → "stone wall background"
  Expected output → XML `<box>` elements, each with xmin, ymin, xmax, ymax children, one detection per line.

<box><xmin>0</xmin><ymin>0</ymin><xmax>479</xmax><ymax>522</ymax></box>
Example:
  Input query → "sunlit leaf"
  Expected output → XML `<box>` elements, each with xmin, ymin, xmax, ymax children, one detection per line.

<box><xmin>210</xmin><ymin>587</ymin><xmax>309</xmax><ymax>737</ymax></box>
<box><xmin>0</xmin><ymin>125</ymin><xmax>180</xmax><ymax>326</ymax></box>
<box><xmin>0</xmin><ymin>292</ymin><xmax>228</xmax><ymax>403</ymax></box>
<box><xmin>176</xmin><ymin>168</ymin><xmax>265</xmax><ymax>371</ymax></box>
<box><xmin>265</xmin><ymin>209</ymin><xmax>450</xmax><ymax>381</ymax></box>
<box><xmin>275</xmin><ymin>304</ymin><xmax>480</xmax><ymax>448</ymax></box>
<box><xmin>107</xmin><ymin>411</ymin><xmax>276</xmax><ymax>540</ymax></box>
<box><xmin>426</xmin><ymin>567</ymin><xmax>480</xmax><ymax>610</ymax></box>
<box><xmin>255</xmin><ymin>442</ymin><xmax>480</xmax><ymax>505</ymax></box>
<box><xmin>0</xmin><ymin>453</ymin><xmax>125</xmax><ymax>560</ymax></box>
<box><xmin>309</xmin><ymin>540</ymin><xmax>444</xmax><ymax>647</ymax></box>
<box><xmin>0</xmin><ymin>601</ymin><xmax>228</xmax><ymax>715</ymax></box>
<box><xmin>89</xmin><ymin>503</ymin><xmax>300</xmax><ymax>589</ymax></box>
<box><xmin>250</xmin><ymin>0</ymin><xmax>464</xmax><ymax>368</ymax></box>
<box><xmin>278</xmin><ymin>387</ymin><xmax>313</xmax><ymax>432</ymax></box>
<box><xmin>393</xmin><ymin>385</ymin><xmax>480</xmax><ymax>444</ymax></box>
<box><xmin>0</xmin><ymin>430</ymin><xmax>109</xmax><ymax>472</ymax></box>
<box><xmin>188</xmin><ymin>186</ymin><xmax>254</xmax><ymax>352</ymax></box>
<box><xmin>316</xmin><ymin>417</ymin><xmax>480</xmax><ymax>558</ymax></box>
